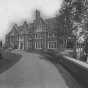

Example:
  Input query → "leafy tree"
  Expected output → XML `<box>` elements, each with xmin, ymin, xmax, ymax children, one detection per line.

<box><xmin>56</xmin><ymin>0</ymin><xmax>88</xmax><ymax>37</ymax></box>
<box><xmin>55</xmin><ymin>0</ymin><xmax>88</xmax><ymax>58</ymax></box>
<box><xmin>71</xmin><ymin>0</ymin><xmax>88</xmax><ymax>59</ymax></box>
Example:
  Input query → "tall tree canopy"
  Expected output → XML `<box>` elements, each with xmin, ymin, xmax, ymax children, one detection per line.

<box><xmin>56</xmin><ymin>0</ymin><xmax>73</xmax><ymax>38</ymax></box>
<box><xmin>56</xmin><ymin>0</ymin><xmax>88</xmax><ymax>38</ymax></box>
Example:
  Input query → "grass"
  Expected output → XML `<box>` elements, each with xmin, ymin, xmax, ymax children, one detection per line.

<box><xmin>40</xmin><ymin>49</ymin><xmax>60</xmax><ymax>64</ymax></box>
<box><xmin>0</xmin><ymin>49</ymin><xmax>22</xmax><ymax>73</ymax></box>
<box><xmin>40</xmin><ymin>49</ymin><xmax>82</xmax><ymax>88</ymax></box>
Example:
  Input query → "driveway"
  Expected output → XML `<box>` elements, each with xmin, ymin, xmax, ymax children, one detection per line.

<box><xmin>0</xmin><ymin>50</ymin><xmax>81</xmax><ymax>88</ymax></box>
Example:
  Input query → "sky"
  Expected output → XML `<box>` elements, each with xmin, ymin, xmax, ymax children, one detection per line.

<box><xmin>0</xmin><ymin>0</ymin><xmax>63</xmax><ymax>41</ymax></box>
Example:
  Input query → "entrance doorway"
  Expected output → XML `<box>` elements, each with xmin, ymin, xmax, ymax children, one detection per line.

<box><xmin>19</xmin><ymin>42</ymin><xmax>24</xmax><ymax>50</ymax></box>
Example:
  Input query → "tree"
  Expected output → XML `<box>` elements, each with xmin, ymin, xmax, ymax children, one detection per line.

<box><xmin>56</xmin><ymin>0</ymin><xmax>73</xmax><ymax>38</ymax></box>
<box><xmin>56</xmin><ymin>0</ymin><xmax>88</xmax><ymax>38</ymax></box>
<box><xmin>55</xmin><ymin>0</ymin><xmax>88</xmax><ymax>52</ymax></box>
<box><xmin>55</xmin><ymin>0</ymin><xmax>74</xmax><ymax>48</ymax></box>
<box><xmin>55</xmin><ymin>0</ymin><xmax>88</xmax><ymax>58</ymax></box>
<box><xmin>71</xmin><ymin>0</ymin><xmax>88</xmax><ymax>59</ymax></box>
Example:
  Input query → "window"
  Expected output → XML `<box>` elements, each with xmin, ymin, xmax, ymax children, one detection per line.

<box><xmin>34</xmin><ymin>33</ymin><xmax>42</xmax><ymax>39</ymax></box>
<box><xmin>48</xmin><ymin>32</ymin><xmax>56</xmax><ymax>38</ymax></box>
<box><xmin>38</xmin><ymin>33</ymin><xmax>41</xmax><ymax>39</ymax></box>
<box><xmin>27</xmin><ymin>40</ymin><xmax>32</xmax><ymax>48</ymax></box>
<box><xmin>53</xmin><ymin>33</ymin><xmax>56</xmax><ymax>38</ymax></box>
<box><xmin>48</xmin><ymin>41</ymin><xmax>57</xmax><ymax>49</ymax></box>
<box><xmin>36</xmin><ymin>25</ymin><xmax>43</xmax><ymax>32</ymax></box>
<box><xmin>35</xmin><ymin>41</ymin><xmax>42</xmax><ymax>49</ymax></box>
<box><xmin>48</xmin><ymin>32</ymin><xmax>50</xmax><ymax>38</ymax></box>
<box><xmin>34</xmin><ymin>34</ymin><xmax>36</xmax><ymax>38</ymax></box>
<box><xmin>35</xmin><ymin>34</ymin><xmax>38</xmax><ymax>38</ymax></box>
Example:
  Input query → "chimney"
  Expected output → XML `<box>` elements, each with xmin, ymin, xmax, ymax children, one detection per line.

<box><xmin>35</xmin><ymin>9</ymin><xmax>41</xmax><ymax>19</ymax></box>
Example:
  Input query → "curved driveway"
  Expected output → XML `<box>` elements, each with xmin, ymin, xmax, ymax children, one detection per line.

<box><xmin>0</xmin><ymin>51</ymin><xmax>81</xmax><ymax>88</ymax></box>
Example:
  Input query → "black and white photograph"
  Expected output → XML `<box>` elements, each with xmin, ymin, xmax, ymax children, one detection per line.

<box><xmin>0</xmin><ymin>0</ymin><xmax>88</xmax><ymax>88</ymax></box>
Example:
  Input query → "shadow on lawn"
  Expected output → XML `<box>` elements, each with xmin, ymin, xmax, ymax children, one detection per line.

<box><xmin>0</xmin><ymin>49</ymin><xmax>22</xmax><ymax>74</ymax></box>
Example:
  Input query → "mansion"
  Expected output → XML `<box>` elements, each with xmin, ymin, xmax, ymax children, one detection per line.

<box><xmin>5</xmin><ymin>10</ymin><xmax>59</xmax><ymax>50</ymax></box>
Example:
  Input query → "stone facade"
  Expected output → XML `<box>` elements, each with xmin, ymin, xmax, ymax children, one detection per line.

<box><xmin>5</xmin><ymin>10</ymin><xmax>58</xmax><ymax>50</ymax></box>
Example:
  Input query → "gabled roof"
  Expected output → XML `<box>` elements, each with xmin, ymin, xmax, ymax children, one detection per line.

<box><xmin>8</xmin><ymin>24</ymin><xmax>18</xmax><ymax>36</ymax></box>
<box><xmin>28</xmin><ymin>15</ymin><xmax>58</xmax><ymax>33</ymax></box>
<box><xmin>17</xmin><ymin>21</ymin><xmax>29</xmax><ymax>34</ymax></box>
<box><xmin>7</xmin><ymin>10</ymin><xmax>58</xmax><ymax>36</ymax></box>
<box><xmin>31</xmin><ymin>16</ymin><xmax>48</xmax><ymax>32</ymax></box>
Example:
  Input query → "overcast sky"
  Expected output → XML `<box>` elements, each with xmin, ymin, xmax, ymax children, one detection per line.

<box><xmin>0</xmin><ymin>0</ymin><xmax>63</xmax><ymax>41</ymax></box>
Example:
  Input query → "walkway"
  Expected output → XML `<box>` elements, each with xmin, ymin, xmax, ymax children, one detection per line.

<box><xmin>0</xmin><ymin>50</ymin><xmax>81</xmax><ymax>88</ymax></box>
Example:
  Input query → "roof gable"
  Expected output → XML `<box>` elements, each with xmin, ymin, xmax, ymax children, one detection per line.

<box><xmin>33</xmin><ymin>17</ymin><xmax>47</xmax><ymax>32</ymax></box>
<box><xmin>9</xmin><ymin>24</ymin><xmax>18</xmax><ymax>36</ymax></box>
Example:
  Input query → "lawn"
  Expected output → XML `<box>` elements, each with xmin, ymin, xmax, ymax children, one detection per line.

<box><xmin>0</xmin><ymin>49</ymin><xmax>22</xmax><ymax>73</ymax></box>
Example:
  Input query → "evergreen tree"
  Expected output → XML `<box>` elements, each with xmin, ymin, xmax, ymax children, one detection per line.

<box><xmin>56</xmin><ymin>0</ymin><xmax>73</xmax><ymax>39</ymax></box>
